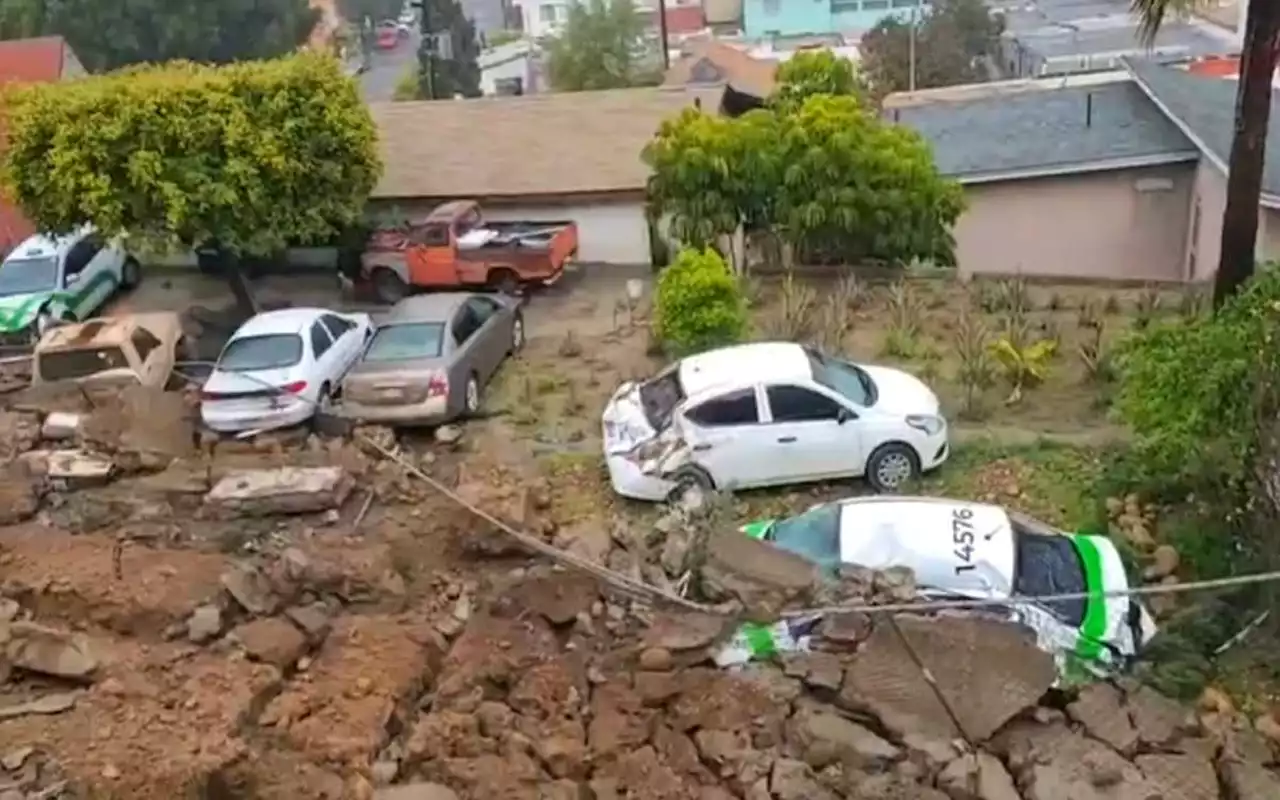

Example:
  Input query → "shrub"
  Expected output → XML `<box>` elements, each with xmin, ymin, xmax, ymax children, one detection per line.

<box><xmin>654</xmin><ymin>248</ymin><xmax>747</xmax><ymax>356</ymax></box>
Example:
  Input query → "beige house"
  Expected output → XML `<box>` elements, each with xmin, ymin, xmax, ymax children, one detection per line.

<box><xmin>889</xmin><ymin>61</ymin><xmax>1280</xmax><ymax>283</ymax></box>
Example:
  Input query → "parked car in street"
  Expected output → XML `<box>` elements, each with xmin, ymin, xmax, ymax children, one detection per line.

<box><xmin>741</xmin><ymin>495</ymin><xmax>1158</xmax><ymax>677</ymax></box>
<box><xmin>199</xmin><ymin>307</ymin><xmax>373</xmax><ymax>434</ymax></box>
<box><xmin>32</xmin><ymin>313</ymin><xmax>184</xmax><ymax>389</ymax></box>
<box><xmin>329</xmin><ymin>292</ymin><xmax>524</xmax><ymax>425</ymax></box>
<box><xmin>0</xmin><ymin>226</ymin><xmax>140</xmax><ymax>346</ymax></box>
<box><xmin>602</xmin><ymin>342</ymin><xmax>949</xmax><ymax>501</ymax></box>
<box><xmin>376</xmin><ymin>21</ymin><xmax>400</xmax><ymax>49</ymax></box>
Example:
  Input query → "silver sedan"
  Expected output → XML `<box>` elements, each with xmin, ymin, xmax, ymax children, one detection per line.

<box><xmin>333</xmin><ymin>292</ymin><xmax>525</xmax><ymax>425</ymax></box>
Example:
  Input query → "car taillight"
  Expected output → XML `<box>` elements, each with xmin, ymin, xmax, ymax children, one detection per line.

<box><xmin>426</xmin><ymin>373</ymin><xmax>448</xmax><ymax>397</ymax></box>
<box><xmin>200</xmin><ymin>389</ymin><xmax>224</xmax><ymax>401</ymax></box>
<box><xmin>280</xmin><ymin>381</ymin><xmax>307</xmax><ymax>394</ymax></box>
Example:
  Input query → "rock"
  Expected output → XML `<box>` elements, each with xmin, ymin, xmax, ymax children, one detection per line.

<box><xmin>1143</xmin><ymin>545</ymin><xmax>1180</xmax><ymax>582</ymax></box>
<box><xmin>901</xmin><ymin>732</ymin><xmax>959</xmax><ymax>774</ymax></box>
<box><xmin>1127</xmin><ymin>684</ymin><xmax>1191</xmax><ymax>748</ymax></box>
<box><xmin>1067</xmin><ymin>682</ymin><xmax>1138</xmax><ymax>756</ymax></box>
<box><xmin>233</xmin><ymin>617</ymin><xmax>309</xmax><ymax>668</ymax></box>
<box><xmin>1134</xmin><ymin>753</ymin><xmax>1218</xmax><ymax>800</ymax></box>
<box><xmin>1255</xmin><ymin>711</ymin><xmax>1280</xmax><ymax>746</ymax></box>
<box><xmin>186</xmin><ymin>604</ymin><xmax>223</xmax><ymax>644</ymax></box>
<box><xmin>221</xmin><ymin>563</ymin><xmax>279</xmax><ymax>616</ymax></box>
<box><xmin>1218</xmin><ymin>757</ymin><xmax>1280</xmax><ymax>800</ymax></box>
<box><xmin>937</xmin><ymin>752</ymin><xmax>1020</xmax><ymax>800</ymax></box>
<box><xmin>633</xmin><ymin>670</ymin><xmax>680</xmax><ymax>705</ymax></box>
<box><xmin>0</xmin><ymin>691</ymin><xmax>79</xmax><ymax>720</ymax></box>
<box><xmin>0</xmin><ymin>746</ymin><xmax>33</xmax><ymax>771</ymax></box>
<box><xmin>41</xmin><ymin>411</ymin><xmax>82</xmax><ymax>440</ymax></box>
<box><xmin>0</xmin><ymin>471</ymin><xmax>41</xmax><ymax>525</ymax></box>
<box><xmin>433</xmin><ymin>425</ymin><xmax>462</xmax><ymax>445</ymax></box>
<box><xmin>787</xmin><ymin>706</ymin><xmax>900</xmax><ymax>770</ymax></box>
<box><xmin>659</xmin><ymin>532</ymin><xmax>689</xmax><ymax>577</ymax></box>
<box><xmin>642</xmin><ymin>612</ymin><xmax>730</xmax><ymax>652</ymax></box>
<box><xmin>555</xmin><ymin>522</ymin><xmax>611</xmax><ymax>565</ymax></box>
<box><xmin>370</xmin><ymin>760</ymin><xmax>399</xmax><ymax>785</ymax></box>
<box><xmin>815</xmin><ymin>612</ymin><xmax>873</xmax><ymax>649</ymax></box>
<box><xmin>285</xmin><ymin>603</ymin><xmax>333</xmax><ymax>644</ymax></box>
<box><xmin>134</xmin><ymin>459</ymin><xmax>211</xmax><ymax>495</ymax></box>
<box><xmin>0</xmin><ymin>599</ymin><xmax>19</xmax><ymax>622</ymax></box>
<box><xmin>43</xmin><ymin>449</ymin><xmax>114</xmax><ymax>488</ymax></box>
<box><xmin>638</xmin><ymin>647</ymin><xmax>673</xmax><ymax>671</ymax></box>
<box><xmin>3</xmin><ymin>621</ymin><xmax>97</xmax><ymax>679</ymax></box>
<box><xmin>769</xmin><ymin>758</ymin><xmax>838</xmax><ymax>800</ymax></box>
<box><xmin>205</xmin><ymin>466</ymin><xmax>354</xmax><ymax>517</ymax></box>
<box><xmin>374</xmin><ymin>783</ymin><xmax>460</xmax><ymax>800</ymax></box>
<box><xmin>992</xmin><ymin>717</ymin><xmax>1157</xmax><ymax>800</ymax></box>
<box><xmin>872</xmin><ymin>566</ymin><xmax>916</xmax><ymax>603</ymax></box>
<box><xmin>700</xmin><ymin>531</ymin><xmax>820</xmax><ymax>619</ymax></box>
<box><xmin>507</xmin><ymin>572</ymin><xmax>599</xmax><ymax>626</ymax></box>
<box><xmin>476</xmin><ymin>701</ymin><xmax>514</xmax><ymax>737</ymax></box>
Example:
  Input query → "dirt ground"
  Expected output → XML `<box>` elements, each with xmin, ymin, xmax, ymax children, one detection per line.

<box><xmin>1</xmin><ymin>268</ymin><xmax>1278</xmax><ymax>799</ymax></box>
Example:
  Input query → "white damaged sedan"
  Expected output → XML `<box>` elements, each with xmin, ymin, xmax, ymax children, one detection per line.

<box><xmin>602</xmin><ymin>342</ymin><xmax>950</xmax><ymax>500</ymax></box>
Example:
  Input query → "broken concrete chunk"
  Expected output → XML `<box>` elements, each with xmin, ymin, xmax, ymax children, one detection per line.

<box><xmin>937</xmin><ymin>752</ymin><xmax>1020</xmax><ymax>800</ymax></box>
<box><xmin>787</xmin><ymin>706</ymin><xmax>900</xmax><ymax>770</ymax></box>
<box><xmin>285</xmin><ymin>603</ymin><xmax>332</xmax><ymax>644</ymax></box>
<box><xmin>642</xmin><ymin>611</ymin><xmax>731</xmax><ymax>652</ymax></box>
<box><xmin>373</xmin><ymin>782</ymin><xmax>460</xmax><ymax>800</ymax></box>
<box><xmin>233</xmin><ymin>617</ymin><xmax>308</xmax><ymax>669</ymax></box>
<box><xmin>769</xmin><ymin>757</ymin><xmax>839</xmax><ymax>800</ymax></box>
<box><xmin>1218</xmin><ymin>757</ymin><xmax>1280</xmax><ymax>800</ymax></box>
<box><xmin>0</xmin><ymin>690</ymin><xmax>79</xmax><ymax>720</ymax></box>
<box><xmin>1067</xmin><ymin>682</ymin><xmax>1139</xmax><ymax>756</ymax></box>
<box><xmin>700</xmin><ymin>531</ymin><xmax>819</xmax><ymax>619</ymax></box>
<box><xmin>205</xmin><ymin>466</ymin><xmax>353</xmax><ymax>517</ymax></box>
<box><xmin>1127</xmin><ymin>684</ymin><xmax>1193</xmax><ymax>748</ymax></box>
<box><xmin>1133</xmin><ymin>753</ymin><xmax>1218</xmax><ymax>800</ymax></box>
<box><xmin>3</xmin><ymin>622</ymin><xmax>97</xmax><ymax>679</ymax></box>
<box><xmin>220</xmin><ymin>563</ymin><xmax>280</xmax><ymax>616</ymax></box>
<box><xmin>40</xmin><ymin>411</ymin><xmax>83</xmax><ymax>440</ymax></box>
<box><xmin>186</xmin><ymin>605</ymin><xmax>223</xmax><ymax>644</ymax></box>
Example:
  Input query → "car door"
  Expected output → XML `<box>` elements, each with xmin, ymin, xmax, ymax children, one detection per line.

<box><xmin>68</xmin><ymin>234</ymin><xmax>113</xmax><ymax>315</ymax></box>
<box><xmin>678</xmin><ymin>386</ymin><xmax>774</xmax><ymax>491</ymax></box>
<box><xmin>448</xmin><ymin>303</ymin><xmax>483</xmax><ymax>400</ymax></box>
<box><xmin>463</xmin><ymin>295</ymin><xmax>506</xmax><ymax>381</ymax></box>
<box><xmin>762</xmin><ymin>383</ymin><xmax>864</xmax><ymax>482</ymax></box>
<box><xmin>308</xmin><ymin>319</ymin><xmax>339</xmax><ymax>391</ymax></box>
<box><xmin>320</xmin><ymin>313</ymin><xmax>361</xmax><ymax>376</ymax></box>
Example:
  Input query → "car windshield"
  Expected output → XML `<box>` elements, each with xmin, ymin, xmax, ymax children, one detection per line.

<box><xmin>37</xmin><ymin>347</ymin><xmax>131</xmax><ymax>382</ymax></box>
<box><xmin>1012</xmin><ymin>527</ymin><xmax>1088</xmax><ymax>627</ymax></box>
<box><xmin>768</xmin><ymin>504</ymin><xmax>843</xmax><ymax>573</ymax></box>
<box><xmin>364</xmin><ymin>323</ymin><xmax>444</xmax><ymax>362</ymax></box>
<box><xmin>0</xmin><ymin>256</ymin><xmax>59</xmax><ymax>297</ymax></box>
<box><xmin>638</xmin><ymin>364</ymin><xmax>686</xmax><ymax>430</ymax></box>
<box><xmin>806</xmin><ymin>348</ymin><xmax>877</xmax><ymax>407</ymax></box>
<box><xmin>218</xmin><ymin>334</ymin><xmax>303</xmax><ymax>372</ymax></box>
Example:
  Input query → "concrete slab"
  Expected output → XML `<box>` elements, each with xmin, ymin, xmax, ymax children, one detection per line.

<box><xmin>205</xmin><ymin>466</ymin><xmax>354</xmax><ymax>517</ymax></box>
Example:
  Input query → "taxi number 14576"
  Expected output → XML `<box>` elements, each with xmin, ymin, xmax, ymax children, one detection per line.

<box><xmin>953</xmin><ymin>507</ymin><xmax>977</xmax><ymax>575</ymax></box>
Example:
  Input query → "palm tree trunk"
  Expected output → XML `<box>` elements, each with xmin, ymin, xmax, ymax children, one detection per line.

<box><xmin>1213</xmin><ymin>0</ymin><xmax>1280</xmax><ymax>308</ymax></box>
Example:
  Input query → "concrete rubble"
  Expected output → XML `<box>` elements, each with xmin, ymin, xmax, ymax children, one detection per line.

<box><xmin>205</xmin><ymin>466</ymin><xmax>355</xmax><ymax>517</ymax></box>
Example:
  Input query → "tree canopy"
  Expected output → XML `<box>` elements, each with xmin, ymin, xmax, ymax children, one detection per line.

<box><xmin>418</xmin><ymin>0</ymin><xmax>481</xmax><ymax>98</ymax></box>
<box><xmin>644</xmin><ymin>54</ymin><xmax>962</xmax><ymax>267</ymax></box>
<box><xmin>544</xmin><ymin>0</ymin><xmax>659</xmax><ymax>92</ymax></box>
<box><xmin>859</xmin><ymin>0</ymin><xmax>1004</xmax><ymax>97</ymax></box>
<box><xmin>0</xmin><ymin>0</ymin><xmax>320</xmax><ymax>71</ymax></box>
<box><xmin>0</xmin><ymin>51</ymin><xmax>381</xmax><ymax>258</ymax></box>
<box><xmin>771</xmin><ymin>49</ymin><xmax>867</xmax><ymax>110</ymax></box>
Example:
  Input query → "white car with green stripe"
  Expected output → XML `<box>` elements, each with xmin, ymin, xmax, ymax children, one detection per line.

<box><xmin>0</xmin><ymin>227</ymin><xmax>139</xmax><ymax>343</ymax></box>
<box><xmin>740</xmin><ymin>495</ymin><xmax>1158</xmax><ymax>679</ymax></box>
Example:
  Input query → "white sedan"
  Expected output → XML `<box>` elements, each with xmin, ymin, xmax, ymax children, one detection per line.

<box><xmin>602</xmin><ymin>341</ymin><xmax>949</xmax><ymax>501</ymax></box>
<box><xmin>200</xmin><ymin>307</ymin><xmax>373</xmax><ymax>434</ymax></box>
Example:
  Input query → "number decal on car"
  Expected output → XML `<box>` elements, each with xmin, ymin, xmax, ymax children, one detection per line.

<box><xmin>953</xmin><ymin>507</ymin><xmax>976</xmax><ymax>574</ymax></box>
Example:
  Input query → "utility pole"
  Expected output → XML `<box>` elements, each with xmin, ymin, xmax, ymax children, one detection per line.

<box><xmin>908</xmin><ymin>5</ymin><xmax>917</xmax><ymax>92</ymax></box>
<box><xmin>416</xmin><ymin>0</ymin><xmax>437</xmax><ymax>98</ymax></box>
<box><xmin>657</xmin><ymin>0</ymin><xmax>670</xmax><ymax>71</ymax></box>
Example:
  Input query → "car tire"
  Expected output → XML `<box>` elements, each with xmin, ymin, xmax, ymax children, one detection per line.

<box><xmin>866</xmin><ymin>442</ymin><xmax>921</xmax><ymax>493</ymax></box>
<box><xmin>510</xmin><ymin>313</ymin><xmax>525</xmax><ymax>353</ymax></box>
<box><xmin>463</xmin><ymin>373</ymin><xmax>481</xmax><ymax>417</ymax></box>
<box><xmin>489</xmin><ymin>268</ymin><xmax>519</xmax><ymax>296</ymax></box>
<box><xmin>120</xmin><ymin>257</ymin><xmax>142</xmax><ymax>290</ymax></box>
<box><xmin>666</xmin><ymin>465</ymin><xmax>714</xmax><ymax>504</ymax></box>
<box><xmin>372</xmin><ymin>268</ymin><xmax>409</xmax><ymax>305</ymax></box>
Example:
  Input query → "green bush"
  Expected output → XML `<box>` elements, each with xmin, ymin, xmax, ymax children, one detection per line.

<box><xmin>653</xmin><ymin>248</ymin><xmax>747</xmax><ymax>356</ymax></box>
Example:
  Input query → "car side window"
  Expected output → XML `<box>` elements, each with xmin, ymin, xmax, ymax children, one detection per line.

<box><xmin>684</xmin><ymin>388</ymin><xmax>759</xmax><ymax>427</ymax></box>
<box><xmin>310</xmin><ymin>321</ymin><xmax>333</xmax><ymax>358</ymax></box>
<box><xmin>766</xmin><ymin>385</ymin><xmax>845</xmax><ymax>423</ymax></box>
<box><xmin>321</xmin><ymin>313</ymin><xmax>355</xmax><ymax>340</ymax></box>
<box><xmin>130</xmin><ymin>326</ymin><xmax>163</xmax><ymax>362</ymax></box>
<box><xmin>451</xmin><ymin>306</ymin><xmax>481</xmax><ymax>344</ymax></box>
<box><xmin>64</xmin><ymin>238</ymin><xmax>99</xmax><ymax>276</ymax></box>
<box><xmin>467</xmin><ymin>296</ymin><xmax>501</xmax><ymax>324</ymax></box>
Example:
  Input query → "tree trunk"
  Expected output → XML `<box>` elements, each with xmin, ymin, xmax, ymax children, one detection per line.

<box><xmin>1212</xmin><ymin>0</ymin><xmax>1280</xmax><ymax>308</ymax></box>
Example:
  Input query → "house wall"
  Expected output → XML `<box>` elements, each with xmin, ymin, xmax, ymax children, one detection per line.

<box><xmin>515</xmin><ymin>0</ymin><xmax>660</xmax><ymax>39</ymax></box>
<box><xmin>1260</xmin><ymin>208</ymin><xmax>1280</xmax><ymax>262</ymax></box>
<box><xmin>704</xmin><ymin>0</ymin><xmax>743</xmax><ymax>25</ymax></box>
<box><xmin>61</xmin><ymin>46</ymin><xmax>86</xmax><ymax>78</ymax></box>
<box><xmin>743</xmin><ymin>0</ymin><xmax>926</xmax><ymax>39</ymax></box>
<box><xmin>954</xmin><ymin>163</ymin><xmax>1195</xmax><ymax>282</ymax></box>
<box><xmin>1185</xmin><ymin>163</ymin><xmax>1280</xmax><ymax>279</ymax></box>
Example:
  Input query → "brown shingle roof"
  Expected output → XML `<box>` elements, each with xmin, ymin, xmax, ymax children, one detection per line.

<box><xmin>0</xmin><ymin>35</ymin><xmax>69</xmax><ymax>84</ymax></box>
<box><xmin>663</xmin><ymin>38</ymin><xmax>776</xmax><ymax>99</ymax></box>
<box><xmin>371</xmin><ymin>86</ymin><xmax>720</xmax><ymax>199</ymax></box>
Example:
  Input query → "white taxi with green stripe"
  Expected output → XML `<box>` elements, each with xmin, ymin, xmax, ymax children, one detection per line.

<box><xmin>739</xmin><ymin>495</ymin><xmax>1158</xmax><ymax>680</ymax></box>
<box><xmin>0</xmin><ymin>227</ymin><xmax>139</xmax><ymax>341</ymax></box>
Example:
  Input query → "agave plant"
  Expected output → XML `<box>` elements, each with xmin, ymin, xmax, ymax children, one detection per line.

<box><xmin>989</xmin><ymin>336</ymin><xmax>1057</xmax><ymax>405</ymax></box>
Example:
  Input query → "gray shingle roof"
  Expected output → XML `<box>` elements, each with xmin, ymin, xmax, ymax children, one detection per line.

<box><xmin>892</xmin><ymin>81</ymin><xmax>1198</xmax><ymax>181</ymax></box>
<box><xmin>1127</xmin><ymin>59</ymin><xmax>1280</xmax><ymax>197</ymax></box>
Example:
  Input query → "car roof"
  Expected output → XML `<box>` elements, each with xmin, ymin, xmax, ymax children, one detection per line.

<box><xmin>232</xmin><ymin>307</ymin><xmax>330</xmax><ymax>338</ymax></box>
<box><xmin>381</xmin><ymin>293</ymin><xmax>470</xmax><ymax>324</ymax></box>
<box><xmin>7</xmin><ymin>226</ymin><xmax>92</xmax><ymax>260</ymax></box>
<box><xmin>677</xmin><ymin>342</ymin><xmax>811</xmax><ymax>396</ymax></box>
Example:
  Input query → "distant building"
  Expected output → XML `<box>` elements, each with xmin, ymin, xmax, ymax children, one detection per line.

<box><xmin>513</xmin><ymin>0</ymin><xmax>668</xmax><ymax>40</ymax></box>
<box><xmin>742</xmin><ymin>0</ymin><xmax>927</xmax><ymax>40</ymax></box>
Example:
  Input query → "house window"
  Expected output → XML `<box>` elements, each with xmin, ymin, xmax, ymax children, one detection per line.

<box><xmin>1188</xmin><ymin>196</ymin><xmax>1202</xmax><ymax>280</ymax></box>
<box><xmin>762</xmin><ymin>0</ymin><xmax>780</xmax><ymax>14</ymax></box>
<box><xmin>862</xmin><ymin>0</ymin><xmax>890</xmax><ymax>10</ymax></box>
<box><xmin>830</xmin><ymin>0</ymin><xmax>859</xmax><ymax>10</ymax></box>
<box><xmin>891</xmin><ymin>0</ymin><xmax>918</xmax><ymax>7</ymax></box>
<box><xmin>539</xmin><ymin>3</ymin><xmax>556</xmax><ymax>22</ymax></box>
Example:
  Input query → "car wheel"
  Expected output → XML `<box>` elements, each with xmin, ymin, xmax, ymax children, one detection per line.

<box><xmin>510</xmin><ymin>314</ymin><xmax>525</xmax><ymax>353</ymax></box>
<box><xmin>666</xmin><ymin>465</ymin><xmax>714</xmax><ymax>505</ymax></box>
<box><xmin>866</xmin><ymin>442</ymin><xmax>921</xmax><ymax>493</ymax></box>
<box><xmin>463</xmin><ymin>373</ymin><xmax>481</xmax><ymax>416</ymax></box>
<box><xmin>372</xmin><ymin>268</ymin><xmax>409</xmax><ymax>305</ymax></box>
<box><xmin>120</xmin><ymin>257</ymin><xmax>142</xmax><ymax>289</ymax></box>
<box><xmin>489</xmin><ymin>268</ymin><xmax>519</xmax><ymax>296</ymax></box>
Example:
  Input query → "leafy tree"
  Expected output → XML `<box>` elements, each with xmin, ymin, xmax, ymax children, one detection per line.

<box><xmin>1133</xmin><ymin>0</ymin><xmax>1280</xmax><ymax>306</ymax></box>
<box><xmin>859</xmin><ymin>0</ymin><xmax>1004</xmax><ymax>97</ymax></box>
<box><xmin>418</xmin><ymin>0</ymin><xmax>481</xmax><ymax>98</ymax></box>
<box><xmin>771</xmin><ymin>49</ymin><xmax>867</xmax><ymax>110</ymax></box>
<box><xmin>545</xmin><ymin>0</ymin><xmax>656</xmax><ymax>92</ymax></box>
<box><xmin>0</xmin><ymin>0</ymin><xmax>320</xmax><ymax>72</ymax></box>
<box><xmin>654</xmin><ymin>247</ymin><xmax>747</xmax><ymax>355</ymax></box>
<box><xmin>0</xmin><ymin>52</ymin><xmax>381</xmax><ymax>312</ymax></box>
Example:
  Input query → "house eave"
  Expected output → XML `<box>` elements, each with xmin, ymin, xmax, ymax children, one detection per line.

<box><xmin>952</xmin><ymin>151</ymin><xmax>1201</xmax><ymax>185</ymax></box>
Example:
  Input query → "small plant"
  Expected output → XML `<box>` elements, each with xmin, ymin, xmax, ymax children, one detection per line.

<box><xmin>1178</xmin><ymin>286</ymin><xmax>1208</xmax><ymax>319</ymax></box>
<box><xmin>881</xmin><ymin>328</ymin><xmax>919</xmax><ymax>359</ymax></box>
<box><xmin>953</xmin><ymin>309</ymin><xmax>995</xmax><ymax>418</ymax></box>
<box><xmin>1046</xmin><ymin>292</ymin><xmax>1064</xmax><ymax>311</ymax></box>
<box><xmin>1133</xmin><ymin>283</ymin><xmax>1163</xmax><ymax>329</ymax></box>
<box><xmin>739</xmin><ymin>274</ymin><xmax>765</xmax><ymax>309</ymax></box>
<box><xmin>1037</xmin><ymin>316</ymin><xmax>1062</xmax><ymax>354</ymax></box>
<box><xmin>914</xmin><ymin>357</ymin><xmax>940</xmax><ymax>385</ymax></box>
<box><xmin>1077</xmin><ymin>323</ymin><xmax>1115</xmax><ymax>385</ymax></box>
<box><xmin>832</xmin><ymin>272</ymin><xmax>870</xmax><ymax>311</ymax></box>
<box><xmin>885</xmin><ymin>280</ymin><xmax>923</xmax><ymax>337</ymax></box>
<box><xmin>991</xmin><ymin>275</ymin><xmax>1031</xmax><ymax>315</ymax></box>
<box><xmin>1077</xmin><ymin>297</ymin><xmax>1103</xmax><ymax>330</ymax></box>
<box><xmin>558</xmin><ymin>330</ymin><xmax>583</xmax><ymax>357</ymax></box>
<box><xmin>812</xmin><ymin>292</ymin><xmax>855</xmax><ymax>354</ymax></box>
<box><xmin>970</xmin><ymin>280</ymin><xmax>998</xmax><ymax>313</ymax></box>
<box><xmin>1103</xmin><ymin>294</ymin><xmax>1122</xmax><ymax>314</ymax></box>
<box><xmin>654</xmin><ymin>247</ymin><xmax>748</xmax><ymax>355</ymax></box>
<box><xmin>989</xmin><ymin>336</ymin><xmax>1057</xmax><ymax>405</ymax></box>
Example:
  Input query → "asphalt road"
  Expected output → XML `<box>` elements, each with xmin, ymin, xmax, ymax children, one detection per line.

<box><xmin>359</xmin><ymin>31</ymin><xmax>420</xmax><ymax>102</ymax></box>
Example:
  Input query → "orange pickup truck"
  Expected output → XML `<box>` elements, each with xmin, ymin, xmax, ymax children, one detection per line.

<box><xmin>359</xmin><ymin>200</ymin><xmax>578</xmax><ymax>303</ymax></box>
